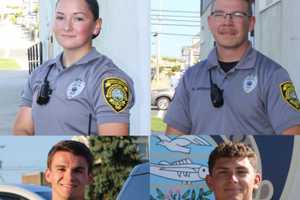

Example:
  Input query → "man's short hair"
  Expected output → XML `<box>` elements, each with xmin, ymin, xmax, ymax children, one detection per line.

<box><xmin>208</xmin><ymin>141</ymin><xmax>257</xmax><ymax>174</ymax></box>
<box><xmin>210</xmin><ymin>0</ymin><xmax>254</xmax><ymax>16</ymax></box>
<box><xmin>47</xmin><ymin>140</ymin><xmax>94</xmax><ymax>173</ymax></box>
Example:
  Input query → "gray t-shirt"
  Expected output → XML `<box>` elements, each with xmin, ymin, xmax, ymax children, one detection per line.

<box><xmin>164</xmin><ymin>46</ymin><xmax>300</xmax><ymax>135</ymax></box>
<box><xmin>21</xmin><ymin>48</ymin><xmax>135</xmax><ymax>135</ymax></box>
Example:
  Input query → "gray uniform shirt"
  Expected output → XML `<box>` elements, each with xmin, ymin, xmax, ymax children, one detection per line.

<box><xmin>165</xmin><ymin>46</ymin><xmax>300</xmax><ymax>135</ymax></box>
<box><xmin>21</xmin><ymin>48</ymin><xmax>135</xmax><ymax>135</ymax></box>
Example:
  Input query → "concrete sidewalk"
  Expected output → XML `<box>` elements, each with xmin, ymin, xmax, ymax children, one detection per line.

<box><xmin>0</xmin><ymin>21</ymin><xmax>33</xmax><ymax>134</ymax></box>
<box><xmin>0</xmin><ymin>20</ymin><xmax>33</xmax><ymax>70</ymax></box>
<box><xmin>0</xmin><ymin>70</ymin><xmax>28</xmax><ymax>135</ymax></box>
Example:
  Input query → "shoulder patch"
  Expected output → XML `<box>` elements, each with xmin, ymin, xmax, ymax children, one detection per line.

<box><xmin>280</xmin><ymin>81</ymin><xmax>300</xmax><ymax>111</ymax></box>
<box><xmin>102</xmin><ymin>77</ymin><xmax>129</xmax><ymax>112</ymax></box>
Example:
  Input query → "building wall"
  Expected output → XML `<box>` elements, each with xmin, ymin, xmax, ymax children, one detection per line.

<box><xmin>199</xmin><ymin>3</ymin><xmax>214</xmax><ymax>61</ymax></box>
<box><xmin>95</xmin><ymin>0</ymin><xmax>151</xmax><ymax>134</ymax></box>
<box><xmin>39</xmin><ymin>0</ymin><xmax>151</xmax><ymax>135</ymax></box>
<box><xmin>280</xmin><ymin>137</ymin><xmax>300</xmax><ymax>200</ymax></box>
<box><xmin>255</xmin><ymin>0</ymin><xmax>300</xmax><ymax>95</ymax></box>
<box><xmin>255</xmin><ymin>2</ymin><xmax>282</xmax><ymax>64</ymax></box>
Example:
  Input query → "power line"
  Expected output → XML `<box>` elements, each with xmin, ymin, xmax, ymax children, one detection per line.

<box><xmin>152</xmin><ymin>23</ymin><xmax>200</xmax><ymax>27</ymax></box>
<box><xmin>152</xmin><ymin>9</ymin><xmax>200</xmax><ymax>14</ymax></box>
<box><xmin>151</xmin><ymin>14</ymin><xmax>200</xmax><ymax>19</ymax></box>
<box><xmin>152</xmin><ymin>18</ymin><xmax>200</xmax><ymax>23</ymax></box>
<box><xmin>152</xmin><ymin>32</ymin><xmax>200</xmax><ymax>37</ymax></box>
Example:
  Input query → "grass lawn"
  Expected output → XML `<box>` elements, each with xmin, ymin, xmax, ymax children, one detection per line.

<box><xmin>151</xmin><ymin>116</ymin><xmax>166</xmax><ymax>133</ymax></box>
<box><xmin>0</xmin><ymin>58</ymin><xmax>20</xmax><ymax>70</ymax></box>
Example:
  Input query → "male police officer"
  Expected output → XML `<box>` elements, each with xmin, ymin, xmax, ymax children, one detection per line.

<box><xmin>165</xmin><ymin>0</ymin><xmax>300</xmax><ymax>135</ymax></box>
<box><xmin>206</xmin><ymin>142</ymin><xmax>261</xmax><ymax>200</ymax></box>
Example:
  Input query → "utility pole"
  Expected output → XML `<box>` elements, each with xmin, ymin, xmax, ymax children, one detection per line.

<box><xmin>155</xmin><ymin>32</ymin><xmax>160</xmax><ymax>81</ymax></box>
<box><xmin>155</xmin><ymin>0</ymin><xmax>162</xmax><ymax>82</ymax></box>
<box><xmin>0</xmin><ymin>145</ymin><xmax>5</xmax><ymax>183</ymax></box>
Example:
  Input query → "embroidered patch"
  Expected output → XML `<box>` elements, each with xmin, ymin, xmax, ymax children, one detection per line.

<box><xmin>243</xmin><ymin>74</ymin><xmax>257</xmax><ymax>93</ymax></box>
<box><xmin>102</xmin><ymin>77</ymin><xmax>129</xmax><ymax>112</ymax></box>
<box><xmin>280</xmin><ymin>81</ymin><xmax>300</xmax><ymax>111</ymax></box>
<box><xmin>66</xmin><ymin>79</ymin><xmax>86</xmax><ymax>99</ymax></box>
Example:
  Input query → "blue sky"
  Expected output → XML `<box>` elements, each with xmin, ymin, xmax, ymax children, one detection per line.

<box><xmin>151</xmin><ymin>0</ymin><xmax>201</xmax><ymax>57</ymax></box>
<box><xmin>0</xmin><ymin>136</ymin><xmax>71</xmax><ymax>183</ymax></box>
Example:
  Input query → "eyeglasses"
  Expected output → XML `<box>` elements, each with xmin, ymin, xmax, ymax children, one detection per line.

<box><xmin>211</xmin><ymin>11</ymin><xmax>250</xmax><ymax>22</ymax></box>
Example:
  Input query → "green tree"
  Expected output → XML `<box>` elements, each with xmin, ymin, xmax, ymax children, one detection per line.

<box><xmin>87</xmin><ymin>137</ymin><xmax>143</xmax><ymax>200</ymax></box>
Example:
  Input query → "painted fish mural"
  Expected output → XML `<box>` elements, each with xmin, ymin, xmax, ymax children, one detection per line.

<box><xmin>151</xmin><ymin>158</ymin><xmax>209</xmax><ymax>184</ymax></box>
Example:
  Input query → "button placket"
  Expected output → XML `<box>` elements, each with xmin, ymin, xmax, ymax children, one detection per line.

<box><xmin>50</xmin><ymin>67</ymin><xmax>64</xmax><ymax>92</ymax></box>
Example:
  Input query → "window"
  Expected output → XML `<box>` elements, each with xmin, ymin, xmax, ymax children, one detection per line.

<box><xmin>0</xmin><ymin>192</ymin><xmax>29</xmax><ymax>200</ymax></box>
<box><xmin>201</xmin><ymin>0</ymin><xmax>213</xmax><ymax>15</ymax></box>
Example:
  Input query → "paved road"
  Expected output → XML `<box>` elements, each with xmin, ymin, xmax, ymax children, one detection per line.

<box><xmin>0</xmin><ymin>70</ymin><xmax>28</xmax><ymax>135</ymax></box>
<box><xmin>0</xmin><ymin>21</ymin><xmax>33</xmax><ymax>69</ymax></box>
<box><xmin>0</xmin><ymin>21</ymin><xmax>32</xmax><ymax>135</ymax></box>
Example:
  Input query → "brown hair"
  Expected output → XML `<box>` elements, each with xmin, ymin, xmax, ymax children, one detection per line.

<box><xmin>208</xmin><ymin>141</ymin><xmax>257</xmax><ymax>174</ymax></box>
<box><xmin>47</xmin><ymin>140</ymin><xmax>94</xmax><ymax>173</ymax></box>
<box><xmin>211</xmin><ymin>0</ymin><xmax>253</xmax><ymax>16</ymax></box>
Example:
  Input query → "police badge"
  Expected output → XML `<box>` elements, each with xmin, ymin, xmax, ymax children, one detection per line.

<box><xmin>66</xmin><ymin>79</ymin><xmax>86</xmax><ymax>99</ymax></box>
<box><xmin>243</xmin><ymin>74</ymin><xmax>257</xmax><ymax>94</ymax></box>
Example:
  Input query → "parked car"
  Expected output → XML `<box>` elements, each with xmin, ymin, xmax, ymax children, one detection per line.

<box><xmin>117</xmin><ymin>162</ymin><xmax>149</xmax><ymax>200</ymax></box>
<box><xmin>0</xmin><ymin>184</ymin><xmax>51</xmax><ymax>200</ymax></box>
<box><xmin>151</xmin><ymin>88</ymin><xmax>175</xmax><ymax>110</ymax></box>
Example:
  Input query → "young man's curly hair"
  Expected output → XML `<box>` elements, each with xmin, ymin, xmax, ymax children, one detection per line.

<box><xmin>208</xmin><ymin>141</ymin><xmax>257</xmax><ymax>175</ymax></box>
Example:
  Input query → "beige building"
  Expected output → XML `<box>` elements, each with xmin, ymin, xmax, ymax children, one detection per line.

<box><xmin>22</xmin><ymin>172</ymin><xmax>48</xmax><ymax>186</ymax></box>
<box><xmin>181</xmin><ymin>33</ymin><xmax>200</xmax><ymax>68</ymax></box>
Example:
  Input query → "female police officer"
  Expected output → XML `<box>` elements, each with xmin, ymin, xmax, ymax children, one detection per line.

<box><xmin>13</xmin><ymin>0</ymin><xmax>134</xmax><ymax>135</ymax></box>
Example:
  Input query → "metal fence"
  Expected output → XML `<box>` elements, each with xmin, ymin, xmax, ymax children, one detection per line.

<box><xmin>27</xmin><ymin>42</ymin><xmax>43</xmax><ymax>74</ymax></box>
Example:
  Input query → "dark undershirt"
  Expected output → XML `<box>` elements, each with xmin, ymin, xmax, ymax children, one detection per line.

<box><xmin>218</xmin><ymin>60</ymin><xmax>239</xmax><ymax>73</ymax></box>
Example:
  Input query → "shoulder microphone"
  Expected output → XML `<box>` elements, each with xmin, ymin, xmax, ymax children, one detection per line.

<box><xmin>36</xmin><ymin>64</ymin><xmax>54</xmax><ymax>105</ymax></box>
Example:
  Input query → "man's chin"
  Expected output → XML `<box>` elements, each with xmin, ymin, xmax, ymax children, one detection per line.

<box><xmin>217</xmin><ymin>41</ymin><xmax>246</xmax><ymax>49</ymax></box>
<box><xmin>221</xmin><ymin>192</ymin><xmax>244</xmax><ymax>200</ymax></box>
<box><xmin>57</xmin><ymin>189</ymin><xmax>77</xmax><ymax>200</ymax></box>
